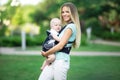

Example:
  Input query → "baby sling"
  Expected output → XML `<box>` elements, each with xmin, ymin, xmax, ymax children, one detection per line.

<box><xmin>42</xmin><ymin>23</ymin><xmax>74</xmax><ymax>54</ymax></box>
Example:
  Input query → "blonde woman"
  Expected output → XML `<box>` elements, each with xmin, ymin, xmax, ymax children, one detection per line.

<box><xmin>38</xmin><ymin>2</ymin><xmax>81</xmax><ymax>80</ymax></box>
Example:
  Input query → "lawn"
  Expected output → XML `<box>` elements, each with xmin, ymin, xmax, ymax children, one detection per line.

<box><xmin>72</xmin><ymin>44</ymin><xmax>120</xmax><ymax>52</ymax></box>
<box><xmin>0</xmin><ymin>55</ymin><xmax>120</xmax><ymax>80</ymax></box>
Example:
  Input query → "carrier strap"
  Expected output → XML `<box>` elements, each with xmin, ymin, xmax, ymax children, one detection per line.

<box><xmin>59</xmin><ymin>47</ymin><xmax>72</xmax><ymax>54</ymax></box>
<box><xmin>58</xmin><ymin>22</ymin><xmax>74</xmax><ymax>54</ymax></box>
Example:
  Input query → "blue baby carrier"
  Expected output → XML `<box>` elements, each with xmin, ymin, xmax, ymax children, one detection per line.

<box><xmin>42</xmin><ymin>30</ymin><xmax>58</xmax><ymax>51</ymax></box>
<box><xmin>42</xmin><ymin>23</ymin><xmax>74</xmax><ymax>54</ymax></box>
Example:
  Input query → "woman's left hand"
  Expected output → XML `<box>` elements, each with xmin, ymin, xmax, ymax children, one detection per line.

<box><xmin>41</xmin><ymin>51</ymin><xmax>47</xmax><ymax>57</ymax></box>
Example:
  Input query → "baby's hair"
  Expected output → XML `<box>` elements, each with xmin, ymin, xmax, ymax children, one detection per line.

<box><xmin>50</xmin><ymin>18</ymin><xmax>61</xmax><ymax>28</ymax></box>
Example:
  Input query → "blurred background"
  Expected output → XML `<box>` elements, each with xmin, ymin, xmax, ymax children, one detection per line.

<box><xmin>0</xmin><ymin>1</ymin><xmax>120</xmax><ymax>80</ymax></box>
<box><xmin>0</xmin><ymin>0</ymin><xmax>120</xmax><ymax>48</ymax></box>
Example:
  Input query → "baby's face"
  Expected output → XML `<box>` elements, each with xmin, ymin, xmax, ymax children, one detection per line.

<box><xmin>52</xmin><ymin>22</ymin><xmax>61</xmax><ymax>32</ymax></box>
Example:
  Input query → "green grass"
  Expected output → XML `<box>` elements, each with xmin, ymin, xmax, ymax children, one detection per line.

<box><xmin>0</xmin><ymin>55</ymin><xmax>120</xmax><ymax>80</ymax></box>
<box><xmin>72</xmin><ymin>43</ymin><xmax>120</xmax><ymax>52</ymax></box>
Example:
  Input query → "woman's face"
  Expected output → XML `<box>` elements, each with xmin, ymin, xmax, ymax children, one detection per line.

<box><xmin>61</xmin><ymin>6</ymin><xmax>71</xmax><ymax>23</ymax></box>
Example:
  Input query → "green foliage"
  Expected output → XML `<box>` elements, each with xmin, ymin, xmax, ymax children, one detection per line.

<box><xmin>81</xmin><ymin>33</ymin><xmax>87</xmax><ymax>46</ymax></box>
<box><xmin>100</xmin><ymin>32</ymin><xmax>120</xmax><ymax>41</ymax></box>
<box><xmin>0</xmin><ymin>35</ymin><xmax>46</xmax><ymax>47</ymax></box>
<box><xmin>30</xmin><ymin>9</ymin><xmax>48</xmax><ymax>24</ymax></box>
<box><xmin>0</xmin><ymin>36</ymin><xmax>21</xmax><ymax>47</ymax></box>
<box><xmin>88</xmin><ymin>18</ymin><xmax>103</xmax><ymax>36</ymax></box>
<box><xmin>0</xmin><ymin>24</ymin><xmax>7</xmax><ymax>36</ymax></box>
<box><xmin>26</xmin><ymin>35</ymin><xmax>46</xmax><ymax>46</ymax></box>
<box><xmin>2</xmin><ymin>0</ymin><xmax>120</xmax><ymax>44</ymax></box>
<box><xmin>11</xmin><ymin>7</ymin><xmax>25</xmax><ymax>26</ymax></box>
<box><xmin>22</xmin><ymin>5</ymin><xmax>36</xmax><ymax>23</ymax></box>
<box><xmin>108</xmin><ymin>9</ymin><xmax>118</xmax><ymax>21</ymax></box>
<box><xmin>4</xmin><ymin>0</ymin><xmax>18</xmax><ymax>20</ymax></box>
<box><xmin>0</xmin><ymin>33</ymin><xmax>89</xmax><ymax>47</ymax></box>
<box><xmin>31</xmin><ymin>0</ymin><xmax>61</xmax><ymax>25</ymax></box>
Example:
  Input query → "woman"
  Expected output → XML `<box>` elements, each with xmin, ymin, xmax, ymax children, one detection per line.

<box><xmin>38</xmin><ymin>2</ymin><xmax>81</xmax><ymax>80</ymax></box>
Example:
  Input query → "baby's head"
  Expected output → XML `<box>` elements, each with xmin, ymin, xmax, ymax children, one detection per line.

<box><xmin>50</xmin><ymin>18</ymin><xmax>61</xmax><ymax>32</ymax></box>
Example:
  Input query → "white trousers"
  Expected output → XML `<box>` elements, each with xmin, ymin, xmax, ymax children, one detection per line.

<box><xmin>38</xmin><ymin>59</ymin><xmax>70</xmax><ymax>80</ymax></box>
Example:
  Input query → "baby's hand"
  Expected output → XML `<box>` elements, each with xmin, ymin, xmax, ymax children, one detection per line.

<box><xmin>51</xmin><ymin>34</ymin><xmax>60</xmax><ymax>42</ymax></box>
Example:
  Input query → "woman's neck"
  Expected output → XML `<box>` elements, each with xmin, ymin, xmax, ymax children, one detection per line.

<box><xmin>67</xmin><ymin>20</ymin><xmax>73</xmax><ymax>24</ymax></box>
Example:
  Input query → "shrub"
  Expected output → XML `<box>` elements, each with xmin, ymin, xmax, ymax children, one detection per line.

<box><xmin>81</xmin><ymin>33</ymin><xmax>88</xmax><ymax>46</ymax></box>
<box><xmin>0</xmin><ymin>35</ymin><xmax>46</xmax><ymax>47</ymax></box>
<box><xmin>101</xmin><ymin>31</ymin><xmax>120</xmax><ymax>41</ymax></box>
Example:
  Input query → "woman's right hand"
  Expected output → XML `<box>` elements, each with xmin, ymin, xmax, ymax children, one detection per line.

<box><xmin>41</xmin><ymin>51</ymin><xmax>47</xmax><ymax>57</ymax></box>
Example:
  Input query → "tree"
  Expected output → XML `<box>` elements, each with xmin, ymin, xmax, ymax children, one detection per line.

<box><xmin>11</xmin><ymin>7</ymin><xmax>24</xmax><ymax>26</ymax></box>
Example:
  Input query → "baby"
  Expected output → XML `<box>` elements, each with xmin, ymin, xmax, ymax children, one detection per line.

<box><xmin>41</xmin><ymin>18</ymin><xmax>61</xmax><ymax>70</ymax></box>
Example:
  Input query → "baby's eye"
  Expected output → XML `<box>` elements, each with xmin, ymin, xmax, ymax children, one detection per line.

<box><xmin>55</xmin><ymin>24</ymin><xmax>57</xmax><ymax>26</ymax></box>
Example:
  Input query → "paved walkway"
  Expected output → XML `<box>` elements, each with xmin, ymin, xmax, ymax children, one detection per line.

<box><xmin>90</xmin><ymin>39</ymin><xmax>120</xmax><ymax>46</ymax></box>
<box><xmin>0</xmin><ymin>47</ymin><xmax>120</xmax><ymax>56</ymax></box>
<box><xmin>0</xmin><ymin>40</ymin><xmax>120</xmax><ymax>56</ymax></box>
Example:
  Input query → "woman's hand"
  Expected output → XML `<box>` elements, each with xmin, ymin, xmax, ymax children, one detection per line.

<box><xmin>41</xmin><ymin>51</ymin><xmax>47</xmax><ymax>57</ymax></box>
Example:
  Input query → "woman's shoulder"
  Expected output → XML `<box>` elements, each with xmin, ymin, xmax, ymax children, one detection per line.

<box><xmin>66</xmin><ymin>23</ymin><xmax>76</xmax><ymax>30</ymax></box>
<box><xmin>67</xmin><ymin>23</ymin><xmax>75</xmax><ymax>26</ymax></box>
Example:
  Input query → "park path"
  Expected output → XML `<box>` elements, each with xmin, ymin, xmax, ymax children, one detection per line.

<box><xmin>0</xmin><ymin>48</ymin><xmax>120</xmax><ymax>56</ymax></box>
<box><xmin>90</xmin><ymin>39</ymin><xmax>120</xmax><ymax>46</ymax></box>
<box><xmin>0</xmin><ymin>39</ymin><xmax>120</xmax><ymax>56</ymax></box>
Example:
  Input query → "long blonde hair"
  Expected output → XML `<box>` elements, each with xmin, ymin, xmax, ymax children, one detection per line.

<box><xmin>60</xmin><ymin>2</ymin><xmax>81</xmax><ymax>48</ymax></box>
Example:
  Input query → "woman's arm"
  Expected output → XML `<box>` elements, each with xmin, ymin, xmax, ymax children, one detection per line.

<box><xmin>41</xmin><ymin>28</ymin><xmax>72</xmax><ymax>57</ymax></box>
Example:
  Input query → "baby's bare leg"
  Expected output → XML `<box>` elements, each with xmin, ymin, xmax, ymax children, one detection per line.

<box><xmin>46</xmin><ymin>54</ymin><xmax>55</xmax><ymax>64</ymax></box>
<box><xmin>41</xmin><ymin>54</ymin><xmax>55</xmax><ymax>70</ymax></box>
<box><xmin>41</xmin><ymin>60</ymin><xmax>47</xmax><ymax>70</ymax></box>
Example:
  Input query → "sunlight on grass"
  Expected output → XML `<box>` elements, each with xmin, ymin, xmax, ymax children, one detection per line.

<box><xmin>0</xmin><ymin>55</ymin><xmax>120</xmax><ymax>80</ymax></box>
<box><xmin>72</xmin><ymin>43</ymin><xmax>120</xmax><ymax>52</ymax></box>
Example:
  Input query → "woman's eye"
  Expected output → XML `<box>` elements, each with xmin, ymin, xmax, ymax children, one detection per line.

<box><xmin>66</xmin><ymin>11</ymin><xmax>69</xmax><ymax>13</ymax></box>
<box><xmin>61</xmin><ymin>11</ymin><xmax>64</xmax><ymax>13</ymax></box>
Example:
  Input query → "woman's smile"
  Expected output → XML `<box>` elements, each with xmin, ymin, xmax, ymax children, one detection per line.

<box><xmin>62</xmin><ymin>6</ymin><xmax>71</xmax><ymax>22</ymax></box>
